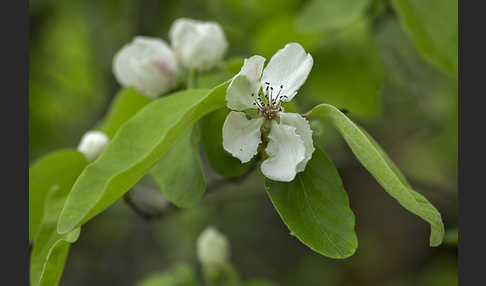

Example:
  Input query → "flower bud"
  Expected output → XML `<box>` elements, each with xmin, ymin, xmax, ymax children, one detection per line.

<box><xmin>77</xmin><ymin>131</ymin><xmax>109</xmax><ymax>162</ymax></box>
<box><xmin>169</xmin><ymin>18</ymin><xmax>228</xmax><ymax>71</ymax></box>
<box><xmin>197</xmin><ymin>226</ymin><xmax>230</xmax><ymax>267</ymax></box>
<box><xmin>113</xmin><ymin>36</ymin><xmax>179</xmax><ymax>98</ymax></box>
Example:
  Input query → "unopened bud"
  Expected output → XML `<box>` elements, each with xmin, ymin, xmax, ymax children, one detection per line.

<box><xmin>197</xmin><ymin>226</ymin><xmax>230</xmax><ymax>267</ymax></box>
<box><xmin>77</xmin><ymin>131</ymin><xmax>109</xmax><ymax>162</ymax></box>
<box><xmin>169</xmin><ymin>18</ymin><xmax>228</xmax><ymax>71</ymax></box>
<box><xmin>113</xmin><ymin>36</ymin><xmax>179</xmax><ymax>98</ymax></box>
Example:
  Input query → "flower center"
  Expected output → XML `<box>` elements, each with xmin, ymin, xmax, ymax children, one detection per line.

<box><xmin>252</xmin><ymin>82</ymin><xmax>288</xmax><ymax>120</ymax></box>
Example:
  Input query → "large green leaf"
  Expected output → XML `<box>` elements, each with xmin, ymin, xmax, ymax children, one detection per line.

<box><xmin>30</xmin><ymin>186</ymin><xmax>81</xmax><ymax>286</ymax></box>
<box><xmin>150</xmin><ymin>124</ymin><xmax>206</xmax><ymax>208</ymax></box>
<box><xmin>98</xmin><ymin>87</ymin><xmax>153</xmax><ymax>138</ymax></box>
<box><xmin>265</xmin><ymin>148</ymin><xmax>357</xmax><ymax>258</ymax></box>
<box><xmin>308</xmin><ymin>104</ymin><xmax>444</xmax><ymax>246</ymax></box>
<box><xmin>392</xmin><ymin>0</ymin><xmax>458</xmax><ymax>75</ymax></box>
<box><xmin>29</xmin><ymin>149</ymin><xmax>88</xmax><ymax>242</ymax></box>
<box><xmin>295</xmin><ymin>0</ymin><xmax>372</xmax><ymax>33</ymax></box>
<box><xmin>200</xmin><ymin>108</ymin><xmax>253</xmax><ymax>178</ymax></box>
<box><xmin>198</xmin><ymin>58</ymin><xmax>244</xmax><ymax>89</ymax></box>
<box><xmin>58</xmin><ymin>81</ymin><xmax>230</xmax><ymax>234</ymax></box>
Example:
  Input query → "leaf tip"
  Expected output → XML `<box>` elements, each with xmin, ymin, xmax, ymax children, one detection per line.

<box><xmin>429</xmin><ymin>230</ymin><xmax>445</xmax><ymax>247</ymax></box>
<box><xmin>57</xmin><ymin>212</ymin><xmax>77</xmax><ymax>235</ymax></box>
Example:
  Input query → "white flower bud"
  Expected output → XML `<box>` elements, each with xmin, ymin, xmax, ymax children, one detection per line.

<box><xmin>77</xmin><ymin>131</ymin><xmax>109</xmax><ymax>162</ymax></box>
<box><xmin>197</xmin><ymin>226</ymin><xmax>230</xmax><ymax>266</ymax></box>
<box><xmin>169</xmin><ymin>18</ymin><xmax>228</xmax><ymax>71</ymax></box>
<box><xmin>113</xmin><ymin>36</ymin><xmax>179</xmax><ymax>98</ymax></box>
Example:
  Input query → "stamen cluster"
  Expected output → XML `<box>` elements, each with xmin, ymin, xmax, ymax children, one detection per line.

<box><xmin>252</xmin><ymin>82</ymin><xmax>288</xmax><ymax>120</ymax></box>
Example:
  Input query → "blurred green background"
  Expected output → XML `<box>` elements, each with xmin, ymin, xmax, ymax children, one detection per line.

<box><xmin>29</xmin><ymin>0</ymin><xmax>457</xmax><ymax>285</ymax></box>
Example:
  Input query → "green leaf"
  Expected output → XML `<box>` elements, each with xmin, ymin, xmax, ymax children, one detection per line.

<box><xmin>392</xmin><ymin>0</ymin><xmax>458</xmax><ymax>75</ymax></box>
<box><xmin>265</xmin><ymin>148</ymin><xmax>357</xmax><ymax>258</ymax></box>
<box><xmin>198</xmin><ymin>58</ymin><xmax>244</xmax><ymax>89</ymax></box>
<box><xmin>30</xmin><ymin>186</ymin><xmax>81</xmax><ymax>286</ymax></box>
<box><xmin>58</xmin><ymin>81</ymin><xmax>230</xmax><ymax>234</ymax></box>
<box><xmin>98</xmin><ymin>87</ymin><xmax>153</xmax><ymax>138</ymax></box>
<box><xmin>29</xmin><ymin>149</ymin><xmax>88</xmax><ymax>242</ymax></box>
<box><xmin>308</xmin><ymin>104</ymin><xmax>444</xmax><ymax>246</ymax></box>
<box><xmin>198</xmin><ymin>70</ymin><xmax>231</xmax><ymax>90</ymax></box>
<box><xmin>295</xmin><ymin>0</ymin><xmax>372</xmax><ymax>33</ymax></box>
<box><xmin>150</xmin><ymin>124</ymin><xmax>206</xmax><ymax>208</ymax></box>
<box><xmin>200</xmin><ymin>108</ymin><xmax>252</xmax><ymax>178</ymax></box>
<box><xmin>135</xmin><ymin>264</ymin><xmax>195</xmax><ymax>286</ymax></box>
<box><xmin>308</xmin><ymin>20</ymin><xmax>384</xmax><ymax>119</ymax></box>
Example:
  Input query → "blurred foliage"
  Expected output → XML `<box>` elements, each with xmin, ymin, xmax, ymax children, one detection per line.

<box><xmin>29</xmin><ymin>0</ymin><xmax>457</xmax><ymax>285</ymax></box>
<box><xmin>307</xmin><ymin>20</ymin><xmax>385</xmax><ymax>119</ymax></box>
<box><xmin>392</xmin><ymin>0</ymin><xmax>458</xmax><ymax>76</ymax></box>
<box><xmin>135</xmin><ymin>264</ymin><xmax>196</xmax><ymax>286</ymax></box>
<box><xmin>295</xmin><ymin>0</ymin><xmax>372</xmax><ymax>33</ymax></box>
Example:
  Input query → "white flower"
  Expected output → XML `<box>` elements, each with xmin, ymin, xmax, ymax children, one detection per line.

<box><xmin>113</xmin><ymin>36</ymin><xmax>178</xmax><ymax>98</ymax></box>
<box><xmin>222</xmin><ymin>43</ymin><xmax>315</xmax><ymax>182</ymax></box>
<box><xmin>169</xmin><ymin>18</ymin><xmax>228</xmax><ymax>71</ymax></box>
<box><xmin>197</xmin><ymin>226</ymin><xmax>230</xmax><ymax>267</ymax></box>
<box><xmin>77</xmin><ymin>131</ymin><xmax>109</xmax><ymax>162</ymax></box>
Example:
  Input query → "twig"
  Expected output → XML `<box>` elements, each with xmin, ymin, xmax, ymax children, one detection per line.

<box><xmin>206</xmin><ymin>164</ymin><xmax>257</xmax><ymax>193</ymax></box>
<box><xmin>123</xmin><ymin>164</ymin><xmax>258</xmax><ymax>221</ymax></box>
<box><xmin>123</xmin><ymin>192</ymin><xmax>157</xmax><ymax>221</ymax></box>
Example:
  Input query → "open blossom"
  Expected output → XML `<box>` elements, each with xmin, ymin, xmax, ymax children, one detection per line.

<box><xmin>197</xmin><ymin>226</ymin><xmax>230</xmax><ymax>267</ymax></box>
<box><xmin>77</xmin><ymin>131</ymin><xmax>109</xmax><ymax>162</ymax></box>
<box><xmin>113</xmin><ymin>36</ymin><xmax>178</xmax><ymax>98</ymax></box>
<box><xmin>169</xmin><ymin>18</ymin><xmax>228</xmax><ymax>71</ymax></box>
<box><xmin>222</xmin><ymin>43</ymin><xmax>315</xmax><ymax>182</ymax></box>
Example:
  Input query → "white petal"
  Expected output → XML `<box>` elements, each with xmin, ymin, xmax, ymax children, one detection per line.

<box><xmin>169</xmin><ymin>18</ymin><xmax>228</xmax><ymax>71</ymax></box>
<box><xmin>261</xmin><ymin>121</ymin><xmax>306</xmax><ymax>182</ymax></box>
<box><xmin>77</xmin><ymin>131</ymin><xmax>109</xmax><ymax>162</ymax></box>
<box><xmin>239</xmin><ymin>55</ymin><xmax>266</xmax><ymax>86</ymax></box>
<box><xmin>113</xmin><ymin>36</ymin><xmax>178</xmax><ymax>98</ymax></box>
<box><xmin>279</xmin><ymin>112</ymin><xmax>315</xmax><ymax>172</ymax></box>
<box><xmin>222</xmin><ymin>111</ymin><xmax>264</xmax><ymax>163</ymax></box>
<box><xmin>226</xmin><ymin>55</ymin><xmax>265</xmax><ymax>111</ymax></box>
<box><xmin>226</xmin><ymin>75</ymin><xmax>254</xmax><ymax>111</ymax></box>
<box><xmin>261</xmin><ymin>43</ymin><xmax>313</xmax><ymax>102</ymax></box>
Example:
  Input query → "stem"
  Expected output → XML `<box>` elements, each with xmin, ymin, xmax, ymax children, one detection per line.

<box><xmin>187</xmin><ymin>69</ymin><xmax>198</xmax><ymax>89</ymax></box>
<box><xmin>206</xmin><ymin>164</ymin><xmax>257</xmax><ymax>192</ymax></box>
<box><xmin>123</xmin><ymin>192</ymin><xmax>156</xmax><ymax>221</ymax></box>
<box><xmin>124</xmin><ymin>164</ymin><xmax>258</xmax><ymax>221</ymax></box>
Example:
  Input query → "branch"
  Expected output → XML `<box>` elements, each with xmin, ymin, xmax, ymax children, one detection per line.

<box><xmin>206</xmin><ymin>164</ymin><xmax>257</xmax><ymax>193</ymax></box>
<box><xmin>122</xmin><ymin>192</ymin><xmax>154</xmax><ymax>221</ymax></box>
<box><xmin>123</xmin><ymin>164</ymin><xmax>258</xmax><ymax>221</ymax></box>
